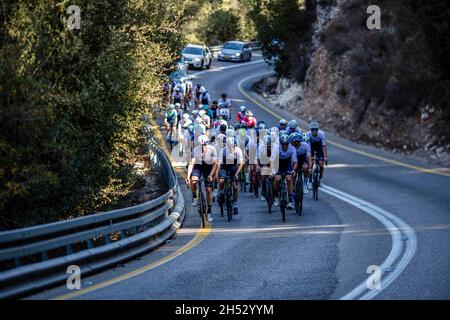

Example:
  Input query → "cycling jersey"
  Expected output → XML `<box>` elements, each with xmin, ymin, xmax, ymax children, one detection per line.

<box><xmin>306</xmin><ymin>130</ymin><xmax>326</xmax><ymax>160</ymax></box>
<box><xmin>218</xmin><ymin>146</ymin><xmax>244</xmax><ymax>179</ymax></box>
<box><xmin>285</xmin><ymin>127</ymin><xmax>302</xmax><ymax>136</ymax></box>
<box><xmin>199</xmin><ymin>92</ymin><xmax>211</xmax><ymax>106</ymax></box>
<box><xmin>172</xmin><ymin>92</ymin><xmax>183</xmax><ymax>104</ymax></box>
<box><xmin>294</xmin><ymin>142</ymin><xmax>311</xmax><ymax>165</ymax></box>
<box><xmin>218</xmin><ymin>98</ymin><xmax>232</xmax><ymax>109</ymax></box>
<box><xmin>274</xmin><ymin>145</ymin><xmax>297</xmax><ymax>175</ymax></box>
<box><xmin>165</xmin><ymin>110</ymin><xmax>177</xmax><ymax>123</ymax></box>
<box><xmin>244</xmin><ymin>116</ymin><xmax>257</xmax><ymax>129</ymax></box>
<box><xmin>236</xmin><ymin>111</ymin><xmax>246</xmax><ymax>123</ymax></box>
<box><xmin>191</xmin><ymin>145</ymin><xmax>217</xmax><ymax>187</ymax></box>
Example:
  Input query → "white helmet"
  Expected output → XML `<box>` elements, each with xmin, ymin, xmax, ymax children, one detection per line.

<box><xmin>183</xmin><ymin>113</ymin><xmax>190</xmax><ymax>120</ymax></box>
<box><xmin>175</xmin><ymin>103</ymin><xmax>181</xmax><ymax>108</ymax></box>
<box><xmin>198</xmin><ymin>110</ymin><xmax>206</xmax><ymax>116</ymax></box>
<box><xmin>198</xmin><ymin>135</ymin><xmax>209</xmax><ymax>145</ymax></box>
<box><xmin>226</xmin><ymin>137</ymin><xmax>235</xmax><ymax>146</ymax></box>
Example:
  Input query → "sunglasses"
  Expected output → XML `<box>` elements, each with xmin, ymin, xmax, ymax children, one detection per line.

<box><xmin>311</xmin><ymin>128</ymin><xmax>318</xmax><ymax>132</ymax></box>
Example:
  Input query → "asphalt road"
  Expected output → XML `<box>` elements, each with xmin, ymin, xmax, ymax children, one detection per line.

<box><xmin>30</xmin><ymin>54</ymin><xmax>450</xmax><ymax>300</ymax></box>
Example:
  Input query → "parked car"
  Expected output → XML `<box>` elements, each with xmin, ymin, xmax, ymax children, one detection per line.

<box><xmin>218</xmin><ymin>41</ymin><xmax>252</xmax><ymax>62</ymax></box>
<box><xmin>181</xmin><ymin>44</ymin><xmax>212</xmax><ymax>70</ymax></box>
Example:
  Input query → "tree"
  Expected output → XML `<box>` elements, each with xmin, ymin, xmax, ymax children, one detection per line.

<box><xmin>201</xmin><ymin>9</ymin><xmax>241</xmax><ymax>45</ymax></box>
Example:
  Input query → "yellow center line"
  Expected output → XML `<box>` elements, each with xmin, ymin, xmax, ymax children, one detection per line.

<box><xmin>53</xmin><ymin>114</ymin><xmax>208</xmax><ymax>300</ymax></box>
<box><xmin>54</xmin><ymin>224</ymin><xmax>211</xmax><ymax>300</ymax></box>
<box><xmin>238</xmin><ymin>79</ymin><xmax>450</xmax><ymax>178</ymax></box>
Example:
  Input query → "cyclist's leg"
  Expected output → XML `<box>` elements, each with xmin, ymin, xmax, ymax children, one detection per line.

<box><xmin>190</xmin><ymin>167</ymin><xmax>200</xmax><ymax>206</ymax></box>
<box><xmin>218</xmin><ymin>168</ymin><xmax>226</xmax><ymax>202</ymax></box>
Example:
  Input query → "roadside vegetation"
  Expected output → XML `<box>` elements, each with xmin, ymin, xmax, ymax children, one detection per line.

<box><xmin>0</xmin><ymin>0</ymin><xmax>189</xmax><ymax>229</ymax></box>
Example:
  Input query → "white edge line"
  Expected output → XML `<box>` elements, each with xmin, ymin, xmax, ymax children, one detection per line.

<box><xmin>235</xmin><ymin>70</ymin><xmax>417</xmax><ymax>300</ymax></box>
<box><xmin>321</xmin><ymin>185</ymin><xmax>417</xmax><ymax>300</ymax></box>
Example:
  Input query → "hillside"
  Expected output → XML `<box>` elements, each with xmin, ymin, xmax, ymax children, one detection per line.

<box><xmin>253</xmin><ymin>0</ymin><xmax>450</xmax><ymax>165</ymax></box>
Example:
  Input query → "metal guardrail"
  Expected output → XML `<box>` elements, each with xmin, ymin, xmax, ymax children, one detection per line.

<box><xmin>0</xmin><ymin>120</ymin><xmax>185</xmax><ymax>299</ymax></box>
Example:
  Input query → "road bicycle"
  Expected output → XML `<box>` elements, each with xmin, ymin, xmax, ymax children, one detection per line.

<box><xmin>265</xmin><ymin>175</ymin><xmax>274</xmax><ymax>214</ymax></box>
<box><xmin>279</xmin><ymin>174</ymin><xmax>288</xmax><ymax>223</ymax></box>
<box><xmin>239</xmin><ymin>167</ymin><xmax>247</xmax><ymax>192</ymax></box>
<box><xmin>250</xmin><ymin>165</ymin><xmax>260</xmax><ymax>198</ymax></box>
<box><xmin>197</xmin><ymin>177</ymin><xmax>208</xmax><ymax>228</ymax></box>
<box><xmin>311</xmin><ymin>152</ymin><xmax>320</xmax><ymax>201</ymax></box>
<box><xmin>294</xmin><ymin>169</ymin><xmax>304</xmax><ymax>216</ymax></box>
<box><xmin>218</xmin><ymin>175</ymin><xmax>233</xmax><ymax>222</ymax></box>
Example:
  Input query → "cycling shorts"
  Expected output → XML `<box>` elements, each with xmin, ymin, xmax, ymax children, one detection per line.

<box><xmin>219</xmin><ymin>165</ymin><xmax>238</xmax><ymax>181</ymax></box>
<box><xmin>276</xmin><ymin>159</ymin><xmax>292</xmax><ymax>176</ymax></box>
<box><xmin>192</xmin><ymin>164</ymin><xmax>214</xmax><ymax>187</ymax></box>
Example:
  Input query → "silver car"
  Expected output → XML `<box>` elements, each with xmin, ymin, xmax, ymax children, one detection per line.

<box><xmin>218</xmin><ymin>41</ymin><xmax>252</xmax><ymax>62</ymax></box>
<box><xmin>182</xmin><ymin>44</ymin><xmax>212</xmax><ymax>70</ymax></box>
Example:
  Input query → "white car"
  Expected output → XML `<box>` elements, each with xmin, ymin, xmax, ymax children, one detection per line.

<box><xmin>182</xmin><ymin>44</ymin><xmax>212</xmax><ymax>70</ymax></box>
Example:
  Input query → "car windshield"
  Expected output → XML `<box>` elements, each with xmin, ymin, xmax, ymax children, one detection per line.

<box><xmin>182</xmin><ymin>47</ymin><xmax>203</xmax><ymax>55</ymax></box>
<box><xmin>223</xmin><ymin>43</ymin><xmax>243</xmax><ymax>50</ymax></box>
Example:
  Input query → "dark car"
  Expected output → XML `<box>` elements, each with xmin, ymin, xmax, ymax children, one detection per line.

<box><xmin>218</xmin><ymin>41</ymin><xmax>252</xmax><ymax>62</ymax></box>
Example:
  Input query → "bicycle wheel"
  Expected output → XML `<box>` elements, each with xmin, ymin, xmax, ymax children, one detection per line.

<box><xmin>226</xmin><ymin>180</ymin><xmax>233</xmax><ymax>222</ymax></box>
<box><xmin>313</xmin><ymin>168</ymin><xmax>319</xmax><ymax>201</ymax></box>
<box><xmin>295</xmin><ymin>175</ymin><xmax>303</xmax><ymax>216</ymax></box>
<box><xmin>280</xmin><ymin>179</ymin><xmax>287</xmax><ymax>223</ymax></box>
<box><xmin>199</xmin><ymin>182</ymin><xmax>207</xmax><ymax>228</ymax></box>
<box><xmin>266</xmin><ymin>177</ymin><xmax>273</xmax><ymax>214</ymax></box>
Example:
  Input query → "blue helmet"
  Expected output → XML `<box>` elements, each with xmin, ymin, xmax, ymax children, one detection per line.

<box><xmin>309</xmin><ymin>121</ymin><xmax>319</xmax><ymax>130</ymax></box>
<box><xmin>289</xmin><ymin>132</ymin><xmax>302</xmax><ymax>143</ymax></box>
<box><xmin>280</xmin><ymin>134</ymin><xmax>290</xmax><ymax>145</ymax></box>
<box><xmin>288</xmin><ymin>119</ymin><xmax>298</xmax><ymax>129</ymax></box>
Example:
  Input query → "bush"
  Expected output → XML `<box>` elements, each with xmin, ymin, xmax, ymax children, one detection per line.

<box><xmin>0</xmin><ymin>0</ymin><xmax>188</xmax><ymax>230</ymax></box>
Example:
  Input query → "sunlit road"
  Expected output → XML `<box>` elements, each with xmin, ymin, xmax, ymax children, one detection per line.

<box><xmin>30</xmin><ymin>53</ymin><xmax>450</xmax><ymax>300</ymax></box>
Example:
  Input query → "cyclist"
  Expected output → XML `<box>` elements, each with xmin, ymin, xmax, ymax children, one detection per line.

<box><xmin>162</xmin><ymin>79</ymin><xmax>171</xmax><ymax>105</ymax></box>
<box><xmin>278</xmin><ymin>119</ymin><xmax>288</xmax><ymax>131</ymax></box>
<box><xmin>186</xmin><ymin>135</ymin><xmax>218</xmax><ymax>222</ymax></box>
<box><xmin>180</xmin><ymin>121</ymin><xmax>195</xmax><ymax>163</ymax></box>
<box><xmin>174</xmin><ymin>102</ymin><xmax>183</xmax><ymax>123</ymax></box>
<box><xmin>171</xmin><ymin>86</ymin><xmax>184</xmax><ymax>109</ymax></box>
<box><xmin>236</xmin><ymin>106</ymin><xmax>247</xmax><ymax>123</ymax></box>
<box><xmin>194</xmin><ymin>84</ymin><xmax>206</xmax><ymax>109</ymax></box>
<box><xmin>257</xmin><ymin>135</ymin><xmax>278</xmax><ymax>201</ymax></box>
<box><xmin>273</xmin><ymin>134</ymin><xmax>298</xmax><ymax>209</ymax></box>
<box><xmin>216</xmin><ymin>135</ymin><xmax>245</xmax><ymax>215</ymax></box>
<box><xmin>218</xmin><ymin>93</ymin><xmax>232</xmax><ymax>116</ymax></box>
<box><xmin>210</xmin><ymin>100</ymin><xmax>219</xmax><ymax>120</ymax></box>
<box><xmin>306</xmin><ymin>121</ymin><xmax>328</xmax><ymax>187</ymax></box>
<box><xmin>290</xmin><ymin>132</ymin><xmax>311</xmax><ymax>194</ymax></box>
<box><xmin>218</xmin><ymin>104</ymin><xmax>230</xmax><ymax>121</ymax></box>
<box><xmin>198</xmin><ymin>109</ymin><xmax>211</xmax><ymax>130</ymax></box>
<box><xmin>199</xmin><ymin>88</ymin><xmax>211</xmax><ymax>107</ymax></box>
<box><xmin>244</xmin><ymin>111</ymin><xmax>257</xmax><ymax>129</ymax></box>
<box><xmin>164</xmin><ymin>104</ymin><xmax>178</xmax><ymax>144</ymax></box>
<box><xmin>184</xmin><ymin>77</ymin><xmax>193</xmax><ymax>111</ymax></box>
<box><xmin>286</xmin><ymin>119</ymin><xmax>302</xmax><ymax>136</ymax></box>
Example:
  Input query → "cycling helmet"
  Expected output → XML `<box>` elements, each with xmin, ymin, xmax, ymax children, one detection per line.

<box><xmin>180</xmin><ymin>77</ymin><xmax>186</xmax><ymax>83</ymax></box>
<box><xmin>233</xmin><ymin>123</ymin><xmax>241</xmax><ymax>130</ymax></box>
<box><xmin>257</xmin><ymin>121</ymin><xmax>267</xmax><ymax>130</ymax></box>
<box><xmin>288</xmin><ymin>119</ymin><xmax>297</xmax><ymax>129</ymax></box>
<box><xmin>309</xmin><ymin>121</ymin><xmax>319</xmax><ymax>130</ymax></box>
<box><xmin>175</xmin><ymin>87</ymin><xmax>181</xmax><ymax>92</ymax></box>
<box><xmin>280</xmin><ymin>134</ymin><xmax>290</xmax><ymax>145</ymax></box>
<box><xmin>226</xmin><ymin>129</ymin><xmax>235</xmax><ymax>137</ymax></box>
<box><xmin>279</xmin><ymin>129</ymin><xmax>287</xmax><ymax>137</ymax></box>
<box><xmin>219</xmin><ymin>109</ymin><xmax>227</xmax><ymax>117</ymax></box>
<box><xmin>198</xmin><ymin>110</ymin><xmax>206</xmax><ymax>116</ymax></box>
<box><xmin>218</xmin><ymin>102</ymin><xmax>225</xmax><ymax>108</ymax></box>
<box><xmin>219</xmin><ymin>123</ymin><xmax>227</xmax><ymax>134</ymax></box>
<box><xmin>289</xmin><ymin>132</ymin><xmax>302</xmax><ymax>144</ymax></box>
<box><xmin>279</xmin><ymin>119</ymin><xmax>288</xmax><ymax>126</ymax></box>
<box><xmin>246</xmin><ymin>111</ymin><xmax>254</xmax><ymax>117</ymax></box>
<box><xmin>212</xmin><ymin>100</ymin><xmax>218</xmax><ymax>106</ymax></box>
<box><xmin>221</xmin><ymin>93</ymin><xmax>227</xmax><ymax>98</ymax></box>
<box><xmin>198</xmin><ymin>135</ymin><xmax>209</xmax><ymax>145</ymax></box>
<box><xmin>226</xmin><ymin>137</ymin><xmax>235</xmax><ymax>146</ymax></box>
<box><xmin>169</xmin><ymin>104</ymin><xmax>175</xmax><ymax>110</ymax></box>
<box><xmin>239</xmin><ymin>128</ymin><xmax>247</xmax><ymax>137</ymax></box>
<box><xmin>183</xmin><ymin>113</ymin><xmax>190</xmax><ymax>120</ymax></box>
<box><xmin>240</xmin><ymin>105</ymin><xmax>246</xmax><ymax>112</ymax></box>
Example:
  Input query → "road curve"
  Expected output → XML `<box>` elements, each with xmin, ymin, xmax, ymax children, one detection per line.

<box><xmin>29</xmin><ymin>54</ymin><xmax>450</xmax><ymax>300</ymax></box>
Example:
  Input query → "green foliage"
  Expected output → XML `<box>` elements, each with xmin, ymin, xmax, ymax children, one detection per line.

<box><xmin>200</xmin><ymin>9</ymin><xmax>241</xmax><ymax>45</ymax></box>
<box><xmin>0</xmin><ymin>0</ymin><xmax>188</xmax><ymax>229</ymax></box>
<box><xmin>244</xmin><ymin>0</ymin><xmax>316</xmax><ymax>79</ymax></box>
